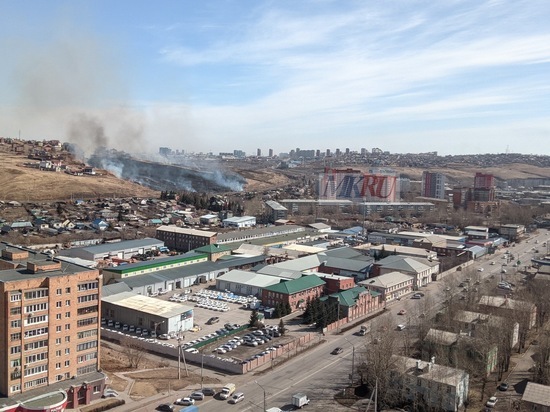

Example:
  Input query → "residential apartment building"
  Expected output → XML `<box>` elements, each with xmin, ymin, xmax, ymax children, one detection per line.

<box><xmin>421</xmin><ymin>172</ymin><xmax>446</xmax><ymax>199</ymax></box>
<box><xmin>265</xmin><ymin>200</ymin><xmax>288</xmax><ymax>223</ymax></box>
<box><xmin>156</xmin><ymin>225</ymin><xmax>217</xmax><ymax>252</ymax></box>
<box><xmin>0</xmin><ymin>243</ymin><xmax>104</xmax><ymax>409</ymax></box>
<box><xmin>390</xmin><ymin>355</ymin><xmax>469</xmax><ymax>412</ymax></box>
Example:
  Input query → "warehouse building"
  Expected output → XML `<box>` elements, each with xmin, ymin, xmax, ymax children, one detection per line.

<box><xmin>57</xmin><ymin>238</ymin><xmax>164</xmax><ymax>261</ymax></box>
<box><xmin>101</xmin><ymin>291</ymin><xmax>193</xmax><ymax>334</ymax></box>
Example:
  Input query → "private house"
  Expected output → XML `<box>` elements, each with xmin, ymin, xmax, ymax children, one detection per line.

<box><xmin>422</xmin><ymin>329</ymin><xmax>498</xmax><ymax>377</ymax></box>
<box><xmin>359</xmin><ymin>271</ymin><xmax>414</xmax><ymax>302</ymax></box>
<box><xmin>522</xmin><ymin>382</ymin><xmax>550</xmax><ymax>412</ymax></box>
<box><xmin>478</xmin><ymin>296</ymin><xmax>537</xmax><ymax>330</ymax></box>
<box><xmin>453</xmin><ymin>310</ymin><xmax>519</xmax><ymax>348</ymax></box>
<box><xmin>390</xmin><ymin>355</ymin><xmax>469</xmax><ymax>412</ymax></box>
<box><xmin>91</xmin><ymin>218</ymin><xmax>109</xmax><ymax>231</ymax></box>
<box><xmin>261</xmin><ymin>275</ymin><xmax>326</xmax><ymax>312</ymax></box>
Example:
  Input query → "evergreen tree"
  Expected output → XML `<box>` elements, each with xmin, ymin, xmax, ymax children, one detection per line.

<box><xmin>273</xmin><ymin>303</ymin><xmax>281</xmax><ymax>318</ymax></box>
<box><xmin>278</xmin><ymin>318</ymin><xmax>287</xmax><ymax>336</ymax></box>
<box><xmin>303</xmin><ymin>298</ymin><xmax>313</xmax><ymax>324</ymax></box>
<box><xmin>249</xmin><ymin>310</ymin><xmax>259</xmax><ymax>327</ymax></box>
<box><xmin>284</xmin><ymin>302</ymin><xmax>292</xmax><ymax>316</ymax></box>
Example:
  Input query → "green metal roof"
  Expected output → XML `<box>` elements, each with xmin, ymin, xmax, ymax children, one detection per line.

<box><xmin>321</xmin><ymin>286</ymin><xmax>381</xmax><ymax>307</ymax></box>
<box><xmin>104</xmin><ymin>253</ymin><xmax>208</xmax><ymax>275</ymax></box>
<box><xmin>263</xmin><ymin>275</ymin><xmax>325</xmax><ymax>295</ymax></box>
<box><xmin>194</xmin><ymin>244</ymin><xmax>233</xmax><ymax>254</ymax></box>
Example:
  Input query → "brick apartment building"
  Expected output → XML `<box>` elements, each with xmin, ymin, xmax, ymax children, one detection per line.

<box><xmin>0</xmin><ymin>243</ymin><xmax>105</xmax><ymax>410</ymax></box>
<box><xmin>156</xmin><ymin>225</ymin><xmax>217</xmax><ymax>252</ymax></box>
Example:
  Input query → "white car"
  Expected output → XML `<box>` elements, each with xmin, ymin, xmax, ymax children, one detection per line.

<box><xmin>229</xmin><ymin>392</ymin><xmax>245</xmax><ymax>404</ymax></box>
<box><xmin>477</xmin><ymin>268</ymin><xmax>484</xmax><ymax>272</ymax></box>
<box><xmin>486</xmin><ymin>396</ymin><xmax>497</xmax><ymax>408</ymax></box>
<box><xmin>174</xmin><ymin>397</ymin><xmax>194</xmax><ymax>406</ymax></box>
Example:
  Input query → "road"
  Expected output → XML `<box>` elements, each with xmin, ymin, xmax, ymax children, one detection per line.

<box><xmin>109</xmin><ymin>229</ymin><xmax>549</xmax><ymax>412</ymax></box>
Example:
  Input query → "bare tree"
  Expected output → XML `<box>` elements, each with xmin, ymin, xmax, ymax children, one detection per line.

<box><xmin>120</xmin><ymin>336</ymin><xmax>147</xmax><ymax>369</ymax></box>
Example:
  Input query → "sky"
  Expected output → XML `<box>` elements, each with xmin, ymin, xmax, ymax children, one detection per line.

<box><xmin>1</xmin><ymin>0</ymin><xmax>550</xmax><ymax>157</ymax></box>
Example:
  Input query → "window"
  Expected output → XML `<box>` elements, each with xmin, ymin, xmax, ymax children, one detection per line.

<box><xmin>77</xmin><ymin>329</ymin><xmax>98</xmax><ymax>339</ymax></box>
<box><xmin>11</xmin><ymin>320</ymin><xmax>21</xmax><ymax>328</ymax></box>
<box><xmin>24</xmin><ymin>327</ymin><xmax>48</xmax><ymax>338</ymax></box>
<box><xmin>10</xmin><ymin>385</ymin><xmax>21</xmax><ymax>393</ymax></box>
<box><xmin>78</xmin><ymin>282</ymin><xmax>99</xmax><ymax>291</ymax></box>
<box><xmin>78</xmin><ymin>306</ymin><xmax>98</xmax><ymax>315</ymax></box>
<box><xmin>56</xmin><ymin>314</ymin><xmax>61</xmax><ymax>320</ymax></box>
<box><xmin>11</xmin><ymin>346</ymin><xmax>21</xmax><ymax>355</ymax></box>
<box><xmin>24</xmin><ymin>290</ymin><xmax>48</xmax><ymax>300</ymax></box>
<box><xmin>10</xmin><ymin>293</ymin><xmax>22</xmax><ymax>302</ymax></box>
<box><xmin>10</xmin><ymin>307</ymin><xmax>22</xmax><ymax>315</ymax></box>
<box><xmin>56</xmin><ymin>350</ymin><xmax>61</xmax><ymax>357</ymax></box>
<box><xmin>24</xmin><ymin>340</ymin><xmax>48</xmax><ymax>351</ymax></box>
<box><xmin>77</xmin><ymin>363</ymin><xmax>97</xmax><ymax>374</ymax></box>
<box><xmin>26</xmin><ymin>315</ymin><xmax>48</xmax><ymax>325</ymax></box>
<box><xmin>77</xmin><ymin>341</ymin><xmax>98</xmax><ymax>352</ymax></box>
<box><xmin>77</xmin><ymin>317</ymin><xmax>98</xmax><ymax>327</ymax></box>
<box><xmin>56</xmin><ymin>288</ymin><xmax>62</xmax><ymax>295</ymax></box>
<box><xmin>24</xmin><ymin>377</ymin><xmax>47</xmax><ymax>389</ymax></box>
<box><xmin>56</xmin><ymin>326</ymin><xmax>62</xmax><ymax>333</ymax></box>
<box><xmin>10</xmin><ymin>359</ymin><xmax>21</xmax><ymax>367</ymax></box>
<box><xmin>55</xmin><ymin>338</ymin><xmax>61</xmax><ymax>345</ymax></box>
<box><xmin>56</xmin><ymin>374</ymin><xmax>63</xmax><ymax>381</ymax></box>
<box><xmin>24</xmin><ymin>364</ymin><xmax>48</xmax><ymax>377</ymax></box>
<box><xmin>65</xmin><ymin>348</ymin><xmax>70</xmax><ymax>355</ymax></box>
<box><xmin>65</xmin><ymin>324</ymin><xmax>70</xmax><ymax>331</ymax></box>
<box><xmin>77</xmin><ymin>352</ymin><xmax>98</xmax><ymax>363</ymax></box>
<box><xmin>65</xmin><ymin>287</ymin><xmax>71</xmax><ymax>293</ymax></box>
<box><xmin>78</xmin><ymin>294</ymin><xmax>98</xmax><ymax>303</ymax></box>
<box><xmin>64</xmin><ymin>360</ymin><xmax>70</xmax><ymax>367</ymax></box>
<box><xmin>93</xmin><ymin>385</ymin><xmax>101</xmax><ymax>393</ymax></box>
<box><xmin>65</xmin><ymin>336</ymin><xmax>70</xmax><ymax>343</ymax></box>
<box><xmin>65</xmin><ymin>300</ymin><xmax>71</xmax><ymax>306</ymax></box>
<box><xmin>56</xmin><ymin>301</ymin><xmax>62</xmax><ymax>308</ymax></box>
<box><xmin>25</xmin><ymin>303</ymin><xmax>48</xmax><ymax>313</ymax></box>
<box><xmin>65</xmin><ymin>312</ymin><xmax>71</xmax><ymax>318</ymax></box>
<box><xmin>25</xmin><ymin>352</ymin><xmax>48</xmax><ymax>364</ymax></box>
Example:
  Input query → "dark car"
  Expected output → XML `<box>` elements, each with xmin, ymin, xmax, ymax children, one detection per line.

<box><xmin>157</xmin><ymin>404</ymin><xmax>174</xmax><ymax>412</ymax></box>
<box><xmin>498</xmin><ymin>382</ymin><xmax>509</xmax><ymax>391</ymax></box>
<box><xmin>202</xmin><ymin>387</ymin><xmax>216</xmax><ymax>396</ymax></box>
<box><xmin>207</xmin><ymin>317</ymin><xmax>220</xmax><ymax>325</ymax></box>
<box><xmin>331</xmin><ymin>347</ymin><xmax>344</xmax><ymax>355</ymax></box>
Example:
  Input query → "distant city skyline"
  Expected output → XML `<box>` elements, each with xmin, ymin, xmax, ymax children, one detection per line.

<box><xmin>1</xmin><ymin>1</ymin><xmax>549</xmax><ymax>157</ymax></box>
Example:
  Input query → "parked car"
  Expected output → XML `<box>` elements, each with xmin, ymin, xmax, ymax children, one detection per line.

<box><xmin>331</xmin><ymin>347</ymin><xmax>344</xmax><ymax>355</ymax></box>
<box><xmin>397</xmin><ymin>324</ymin><xmax>406</xmax><ymax>331</ymax></box>
<box><xmin>398</xmin><ymin>309</ymin><xmax>407</xmax><ymax>315</ymax></box>
<box><xmin>486</xmin><ymin>396</ymin><xmax>497</xmax><ymax>408</ymax></box>
<box><xmin>102</xmin><ymin>389</ymin><xmax>119</xmax><ymax>398</ymax></box>
<box><xmin>157</xmin><ymin>404</ymin><xmax>174</xmax><ymax>412</ymax></box>
<box><xmin>229</xmin><ymin>392</ymin><xmax>245</xmax><ymax>404</ymax></box>
<box><xmin>498</xmin><ymin>382</ymin><xmax>509</xmax><ymax>391</ymax></box>
<box><xmin>158</xmin><ymin>334</ymin><xmax>170</xmax><ymax>340</ymax></box>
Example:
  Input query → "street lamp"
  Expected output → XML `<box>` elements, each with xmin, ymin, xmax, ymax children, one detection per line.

<box><xmin>344</xmin><ymin>337</ymin><xmax>355</xmax><ymax>387</ymax></box>
<box><xmin>254</xmin><ymin>380</ymin><xmax>266</xmax><ymax>412</ymax></box>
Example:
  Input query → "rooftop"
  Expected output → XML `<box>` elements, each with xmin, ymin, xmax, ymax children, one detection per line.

<box><xmin>263</xmin><ymin>275</ymin><xmax>325</xmax><ymax>295</ymax></box>
<box><xmin>156</xmin><ymin>225</ymin><xmax>217</xmax><ymax>237</ymax></box>
<box><xmin>522</xmin><ymin>382</ymin><xmax>550</xmax><ymax>406</ymax></box>
<box><xmin>102</xmin><ymin>291</ymin><xmax>192</xmax><ymax>317</ymax></box>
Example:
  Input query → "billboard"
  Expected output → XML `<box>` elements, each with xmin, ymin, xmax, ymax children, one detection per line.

<box><xmin>319</xmin><ymin>168</ymin><xmax>399</xmax><ymax>202</ymax></box>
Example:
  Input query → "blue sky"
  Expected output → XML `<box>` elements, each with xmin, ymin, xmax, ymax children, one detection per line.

<box><xmin>1</xmin><ymin>0</ymin><xmax>550</xmax><ymax>156</ymax></box>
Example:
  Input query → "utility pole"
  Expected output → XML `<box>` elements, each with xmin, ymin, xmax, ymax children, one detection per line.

<box><xmin>255</xmin><ymin>381</ymin><xmax>266</xmax><ymax>412</ymax></box>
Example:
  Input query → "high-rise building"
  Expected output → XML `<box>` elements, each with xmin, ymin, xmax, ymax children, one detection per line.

<box><xmin>0</xmin><ymin>243</ymin><xmax>105</xmax><ymax>408</ymax></box>
<box><xmin>421</xmin><ymin>172</ymin><xmax>446</xmax><ymax>199</ymax></box>
<box><xmin>473</xmin><ymin>172</ymin><xmax>496</xmax><ymax>201</ymax></box>
<box><xmin>268</xmin><ymin>148</ymin><xmax>273</xmax><ymax>157</ymax></box>
<box><xmin>257</xmin><ymin>148</ymin><xmax>261</xmax><ymax>157</ymax></box>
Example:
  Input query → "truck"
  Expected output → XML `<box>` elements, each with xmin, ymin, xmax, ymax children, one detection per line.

<box><xmin>291</xmin><ymin>393</ymin><xmax>310</xmax><ymax>408</ymax></box>
<box><xmin>219</xmin><ymin>383</ymin><xmax>236</xmax><ymax>400</ymax></box>
<box><xmin>358</xmin><ymin>324</ymin><xmax>370</xmax><ymax>336</ymax></box>
<box><xmin>178</xmin><ymin>406</ymin><xmax>198</xmax><ymax>412</ymax></box>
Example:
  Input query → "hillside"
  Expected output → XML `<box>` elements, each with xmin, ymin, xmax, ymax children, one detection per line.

<box><xmin>0</xmin><ymin>146</ymin><xmax>159</xmax><ymax>202</ymax></box>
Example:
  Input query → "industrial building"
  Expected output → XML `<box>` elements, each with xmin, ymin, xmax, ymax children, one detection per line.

<box><xmin>265</xmin><ymin>200</ymin><xmax>288</xmax><ymax>223</ymax></box>
<box><xmin>0</xmin><ymin>243</ymin><xmax>105</xmax><ymax>409</ymax></box>
<box><xmin>57</xmin><ymin>238</ymin><xmax>164</xmax><ymax>261</ymax></box>
<box><xmin>216</xmin><ymin>270</ymin><xmax>281</xmax><ymax>297</ymax></box>
<box><xmin>222</xmin><ymin>216</ymin><xmax>257</xmax><ymax>228</ymax></box>
<box><xmin>101</xmin><ymin>292</ymin><xmax>193</xmax><ymax>334</ymax></box>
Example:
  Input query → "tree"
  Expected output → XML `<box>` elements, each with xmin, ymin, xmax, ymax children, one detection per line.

<box><xmin>120</xmin><ymin>336</ymin><xmax>146</xmax><ymax>369</ymax></box>
<box><xmin>278</xmin><ymin>318</ymin><xmax>287</xmax><ymax>336</ymax></box>
<box><xmin>273</xmin><ymin>303</ymin><xmax>282</xmax><ymax>318</ymax></box>
<box><xmin>249</xmin><ymin>309</ymin><xmax>260</xmax><ymax>328</ymax></box>
<box><xmin>284</xmin><ymin>302</ymin><xmax>292</xmax><ymax>316</ymax></box>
